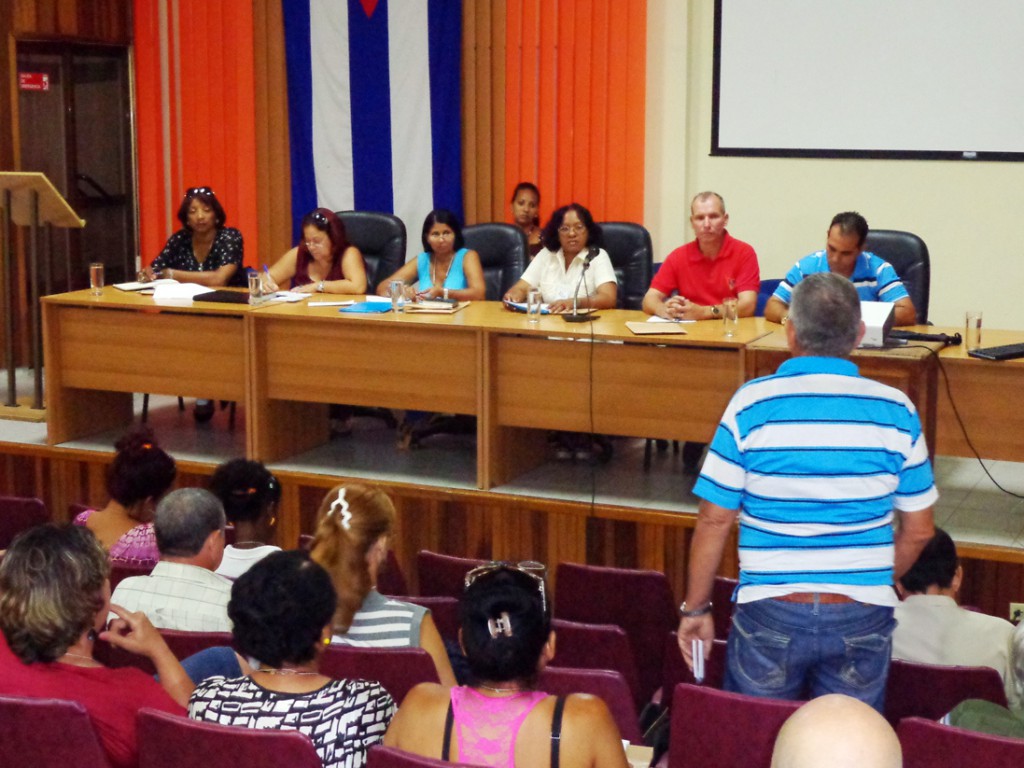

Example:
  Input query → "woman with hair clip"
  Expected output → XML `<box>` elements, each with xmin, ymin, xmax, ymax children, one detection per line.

<box><xmin>309</xmin><ymin>483</ymin><xmax>456</xmax><ymax>687</ymax></box>
<box><xmin>264</xmin><ymin>208</ymin><xmax>367</xmax><ymax>294</ymax></box>
<box><xmin>74</xmin><ymin>426</ymin><xmax>177</xmax><ymax>566</ymax></box>
<box><xmin>383</xmin><ymin>563</ymin><xmax>627</xmax><ymax>768</ymax></box>
<box><xmin>209</xmin><ymin>459</ymin><xmax>281</xmax><ymax>580</ymax></box>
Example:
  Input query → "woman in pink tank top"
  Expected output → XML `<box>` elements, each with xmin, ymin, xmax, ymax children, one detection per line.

<box><xmin>383</xmin><ymin>563</ymin><xmax>628</xmax><ymax>768</ymax></box>
<box><xmin>73</xmin><ymin>427</ymin><xmax>176</xmax><ymax>566</ymax></box>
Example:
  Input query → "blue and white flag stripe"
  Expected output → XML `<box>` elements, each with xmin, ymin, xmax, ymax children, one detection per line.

<box><xmin>283</xmin><ymin>0</ymin><xmax>463</xmax><ymax>254</ymax></box>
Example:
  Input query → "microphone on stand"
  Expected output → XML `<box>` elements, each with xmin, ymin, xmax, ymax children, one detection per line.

<box><xmin>563</xmin><ymin>246</ymin><xmax>600</xmax><ymax>323</ymax></box>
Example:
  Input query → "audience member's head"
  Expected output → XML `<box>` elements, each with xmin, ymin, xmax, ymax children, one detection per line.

<box><xmin>898</xmin><ymin>527</ymin><xmax>960</xmax><ymax>596</ymax></box>
<box><xmin>154</xmin><ymin>487</ymin><xmax>226</xmax><ymax>568</ymax></box>
<box><xmin>788</xmin><ymin>272</ymin><xmax>863</xmax><ymax>357</ymax></box>
<box><xmin>107</xmin><ymin>427</ymin><xmax>176</xmax><ymax>516</ymax></box>
<box><xmin>460</xmin><ymin>563</ymin><xmax>553</xmax><ymax>686</ymax></box>
<box><xmin>0</xmin><ymin>524</ymin><xmax>110</xmax><ymax>663</ymax></box>
<box><xmin>228</xmin><ymin>550</ymin><xmax>337</xmax><ymax>669</ymax></box>
<box><xmin>309</xmin><ymin>483</ymin><xmax>396</xmax><ymax>634</ymax></box>
<box><xmin>771</xmin><ymin>694</ymin><xmax>901</xmax><ymax>768</ymax></box>
<box><xmin>208</xmin><ymin>459</ymin><xmax>280</xmax><ymax>536</ymax></box>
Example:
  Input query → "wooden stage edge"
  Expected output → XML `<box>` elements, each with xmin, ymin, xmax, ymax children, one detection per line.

<box><xmin>3</xmin><ymin>436</ymin><xmax>1024</xmax><ymax>620</ymax></box>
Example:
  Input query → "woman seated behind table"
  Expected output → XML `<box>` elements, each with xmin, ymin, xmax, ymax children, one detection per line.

<box><xmin>0</xmin><ymin>524</ymin><xmax>193</xmax><ymax>768</ymax></box>
<box><xmin>310</xmin><ymin>483</ymin><xmax>457</xmax><ymax>687</ymax></box>
<box><xmin>265</xmin><ymin>208</ymin><xmax>367</xmax><ymax>294</ymax></box>
<box><xmin>74</xmin><ymin>426</ymin><xmax>176</xmax><ymax>567</ymax></box>
<box><xmin>209</xmin><ymin>458</ymin><xmax>281</xmax><ymax>580</ymax></box>
<box><xmin>511</xmin><ymin>182</ymin><xmax>544</xmax><ymax>259</ymax></box>
<box><xmin>943</xmin><ymin>621</ymin><xmax>1024</xmax><ymax>739</ymax></box>
<box><xmin>188</xmin><ymin>550</ymin><xmax>396</xmax><ymax>768</ymax></box>
<box><xmin>144</xmin><ymin>185</ymin><xmax>244</xmax><ymax>287</ymax></box>
<box><xmin>384</xmin><ymin>562</ymin><xmax>628</xmax><ymax>768</ymax></box>
<box><xmin>503</xmin><ymin>202</ymin><xmax>618</xmax><ymax>313</ymax></box>
<box><xmin>376</xmin><ymin>209</ymin><xmax>486</xmax><ymax>302</ymax></box>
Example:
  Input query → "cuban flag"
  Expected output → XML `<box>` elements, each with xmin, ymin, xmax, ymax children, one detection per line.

<box><xmin>282</xmin><ymin>0</ymin><xmax>463</xmax><ymax>253</ymax></box>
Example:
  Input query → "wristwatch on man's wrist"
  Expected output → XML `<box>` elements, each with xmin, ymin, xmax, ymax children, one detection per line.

<box><xmin>710</xmin><ymin>304</ymin><xmax>721</xmax><ymax>318</ymax></box>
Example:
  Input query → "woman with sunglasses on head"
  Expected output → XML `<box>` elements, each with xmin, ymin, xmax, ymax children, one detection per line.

<box><xmin>384</xmin><ymin>563</ymin><xmax>628</xmax><ymax>768</ymax></box>
<box><xmin>511</xmin><ymin>182</ymin><xmax>544</xmax><ymax>260</ymax></box>
<box><xmin>310</xmin><ymin>483</ymin><xmax>457</xmax><ymax>687</ymax></box>
<box><xmin>144</xmin><ymin>186</ymin><xmax>245</xmax><ymax>287</ymax></box>
<box><xmin>503</xmin><ymin>202</ymin><xmax>617</xmax><ymax>314</ymax></box>
<box><xmin>265</xmin><ymin>208</ymin><xmax>367</xmax><ymax>295</ymax></box>
<box><xmin>376</xmin><ymin>209</ymin><xmax>486</xmax><ymax>301</ymax></box>
<box><xmin>209</xmin><ymin>459</ymin><xmax>281</xmax><ymax>580</ymax></box>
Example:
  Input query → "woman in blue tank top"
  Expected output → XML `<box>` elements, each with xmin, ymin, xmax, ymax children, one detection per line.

<box><xmin>376</xmin><ymin>209</ymin><xmax>486</xmax><ymax>301</ymax></box>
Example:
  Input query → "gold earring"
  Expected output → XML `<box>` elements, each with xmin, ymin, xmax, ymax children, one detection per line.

<box><xmin>323</xmin><ymin>636</ymin><xmax>331</xmax><ymax>646</ymax></box>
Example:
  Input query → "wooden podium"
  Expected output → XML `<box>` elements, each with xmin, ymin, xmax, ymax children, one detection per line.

<box><xmin>1</xmin><ymin>172</ymin><xmax>84</xmax><ymax>416</ymax></box>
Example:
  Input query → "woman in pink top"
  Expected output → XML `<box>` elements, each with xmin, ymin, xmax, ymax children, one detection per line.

<box><xmin>74</xmin><ymin>427</ymin><xmax>176</xmax><ymax>566</ymax></box>
<box><xmin>384</xmin><ymin>563</ymin><xmax>627</xmax><ymax>768</ymax></box>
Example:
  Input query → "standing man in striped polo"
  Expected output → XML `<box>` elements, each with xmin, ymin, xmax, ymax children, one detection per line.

<box><xmin>676</xmin><ymin>272</ymin><xmax>936</xmax><ymax>712</ymax></box>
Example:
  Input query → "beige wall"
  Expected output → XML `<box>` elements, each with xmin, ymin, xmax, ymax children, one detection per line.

<box><xmin>646</xmin><ymin>0</ymin><xmax>1024</xmax><ymax>329</ymax></box>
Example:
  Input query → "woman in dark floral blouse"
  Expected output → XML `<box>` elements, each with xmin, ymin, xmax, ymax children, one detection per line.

<box><xmin>144</xmin><ymin>186</ymin><xmax>244</xmax><ymax>287</ymax></box>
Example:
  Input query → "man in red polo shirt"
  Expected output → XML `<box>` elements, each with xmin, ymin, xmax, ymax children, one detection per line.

<box><xmin>643</xmin><ymin>191</ymin><xmax>761</xmax><ymax>321</ymax></box>
<box><xmin>643</xmin><ymin>191</ymin><xmax>761</xmax><ymax>471</ymax></box>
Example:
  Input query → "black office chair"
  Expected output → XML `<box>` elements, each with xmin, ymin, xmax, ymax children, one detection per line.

<box><xmin>863</xmin><ymin>229</ymin><xmax>931</xmax><ymax>324</ymax></box>
<box><xmin>463</xmin><ymin>223</ymin><xmax>527</xmax><ymax>300</ymax></box>
<box><xmin>336</xmin><ymin>210</ymin><xmax>407</xmax><ymax>292</ymax></box>
<box><xmin>598</xmin><ymin>222</ymin><xmax>653</xmax><ymax>310</ymax></box>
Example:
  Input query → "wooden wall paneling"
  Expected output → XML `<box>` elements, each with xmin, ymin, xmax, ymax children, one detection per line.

<box><xmin>253</xmin><ymin>0</ymin><xmax>292</xmax><ymax>263</ymax></box>
<box><xmin>535</xmin><ymin>0</ymin><xmax>556</xmax><ymax>212</ymax></box>
<box><xmin>472</xmin><ymin>1</ymin><xmax>492</xmax><ymax>222</ymax></box>
<box><xmin>621</xmin><ymin>0</ymin><xmax>646</xmax><ymax>223</ymax></box>
<box><xmin>488</xmin><ymin>0</ymin><xmax>506</xmax><ymax>222</ymax></box>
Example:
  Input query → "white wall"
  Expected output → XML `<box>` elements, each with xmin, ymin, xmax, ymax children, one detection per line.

<box><xmin>645</xmin><ymin>0</ymin><xmax>1024</xmax><ymax>329</ymax></box>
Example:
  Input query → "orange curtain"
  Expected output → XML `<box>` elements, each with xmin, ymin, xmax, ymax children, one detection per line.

<box><xmin>134</xmin><ymin>0</ymin><xmax>259</xmax><ymax>266</ymax></box>
<box><xmin>503</xmin><ymin>0</ymin><xmax>646</xmax><ymax>226</ymax></box>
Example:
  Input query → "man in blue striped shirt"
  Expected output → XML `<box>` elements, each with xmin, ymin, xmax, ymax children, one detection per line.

<box><xmin>764</xmin><ymin>211</ymin><xmax>918</xmax><ymax>327</ymax></box>
<box><xmin>677</xmin><ymin>272</ymin><xmax>936</xmax><ymax>712</ymax></box>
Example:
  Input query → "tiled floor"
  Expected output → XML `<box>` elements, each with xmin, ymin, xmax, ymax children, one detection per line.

<box><xmin>2</xmin><ymin>366</ymin><xmax>1023</xmax><ymax>550</ymax></box>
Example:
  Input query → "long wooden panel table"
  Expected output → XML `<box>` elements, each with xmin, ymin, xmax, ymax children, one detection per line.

<box><xmin>932</xmin><ymin>327</ymin><xmax>1024</xmax><ymax>461</ymax></box>
<box><xmin>42</xmin><ymin>288</ymin><xmax>252</xmax><ymax>444</ymax></box>
<box><xmin>481</xmin><ymin>310</ymin><xmax>772</xmax><ymax>487</ymax></box>
<box><xmin>248</xmin><ymin>301</ymin><xmax>772</xmax><ymax>488</ymax></box>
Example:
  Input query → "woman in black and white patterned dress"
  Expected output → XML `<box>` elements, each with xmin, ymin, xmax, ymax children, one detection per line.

<box><xmin>188</xmin><ymin>550</ymin><xmax>396</xmax><ymax>768</ymax></box>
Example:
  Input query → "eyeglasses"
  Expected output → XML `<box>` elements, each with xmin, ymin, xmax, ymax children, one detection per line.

<box><xmin>184</xmin><ymin>186</ymin><xmax>214</xmax><ymax>198</ymax></box>
<box><xmin>311</xmin><ymin>211</ymin><xmax>330</xmax><ymax>228</ymax></box>
<box><xmin>429</xmin><ymin>231</ymin><xmax>455</xmax><ymax>239</ymax></box>
<box><xmin>464</xmin><ymin>561</ymin><xmax>548</xmax><ymax>615</ymax></box>
<box><xmin>304</xmin><ymin>239</ymin><xmax>328</xmax><ymax>250</ymax></box>
<box><xmin>558</xmin><ymin>224</ymin><xmax>586</xmax><ymax>235</ymax></box>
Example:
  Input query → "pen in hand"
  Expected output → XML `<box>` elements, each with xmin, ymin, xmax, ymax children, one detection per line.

<box><xmin>692</xmin><ymin>638</ymin><xmax>705</xmax><ymax>684</ymax></box>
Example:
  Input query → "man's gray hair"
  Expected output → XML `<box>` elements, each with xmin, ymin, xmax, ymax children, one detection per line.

<box><xmin>154</xmin><ymin>487</ymin><xmax>226</xmax><ymax>557</ymax></box>
<box><xmin>789</xmin><ymin>273</ymin><xmax>861</xmax><ymax>357</ymax></box>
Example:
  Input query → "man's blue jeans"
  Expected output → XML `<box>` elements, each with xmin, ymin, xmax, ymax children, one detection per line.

<box><xmin>724</xmin><ymin>596</ymin><xmax>895</xmax><ymax>713</ymax></box>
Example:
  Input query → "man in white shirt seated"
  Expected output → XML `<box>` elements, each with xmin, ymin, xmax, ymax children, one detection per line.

<box><xmin>110</xmin><ymin>487</ymin><xmax>232</xmax><ymax>633</ymax></box>
<box><xmin>893</xmin><ymin>527</ymin><xmax>1017</xmax><ymax>707</ymax></box>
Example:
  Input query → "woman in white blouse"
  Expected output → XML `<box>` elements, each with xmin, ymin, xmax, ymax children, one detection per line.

<box><xmin>503</xmin><ymin>202</ymin><xmax>618</xmax><ymax>313</ymax></box>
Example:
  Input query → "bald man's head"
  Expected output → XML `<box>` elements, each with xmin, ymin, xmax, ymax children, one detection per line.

<box><xmin>772</xmin><ymin>695</ymin><xmax>901</xmax><ymax>768</ymax></box>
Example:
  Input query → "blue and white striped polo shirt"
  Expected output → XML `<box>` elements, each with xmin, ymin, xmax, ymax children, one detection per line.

<box><xmin>694</xmin><ymin>356</ymin><xmax>938</xmax><ymax>607</ymax></box>
<box><xmin>773</xmin><ymin>251</ymin><xmax>910</xmax><ymax>306</ymax></box>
